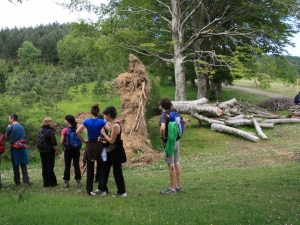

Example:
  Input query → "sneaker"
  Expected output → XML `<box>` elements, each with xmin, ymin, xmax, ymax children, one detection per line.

<box><xmin>160</xmin><ymin>188</ymin><xmax>176</xmax><ymax>195</ymax></box>
<box><xmin>91</xmin><ymin>189</ymin><xmax>107</xmax><ymax>196</ymax></box>
<box><xmin>112</xmin><ymin>192</ymin><xmax>127</xmax><ymax>197</ymax></box>
<box><xmin>76</xmin><ymin>182</ymin><xmax>82</xmax><ymax>188</ymax></box>
<box><xmin>64</xmin><ymin>182</ymin><xmax>70</xmax><ymax>188</ymax></box>
<box><xmin>175</xmin><ymin>186</ymin><xmax>183</xmax><ymax>192</ymax></box>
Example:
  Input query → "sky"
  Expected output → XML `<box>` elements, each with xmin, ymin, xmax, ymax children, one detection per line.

<box><xmin>0</xmin><ymin>0</ymin><xmax>299</xmax><ymax>56</ymax></box>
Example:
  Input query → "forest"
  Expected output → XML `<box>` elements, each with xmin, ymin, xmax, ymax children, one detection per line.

<box><xmin>1</xmin><ymin>0</ymin><xmax>300</xmax><ymax>155</ymax></box>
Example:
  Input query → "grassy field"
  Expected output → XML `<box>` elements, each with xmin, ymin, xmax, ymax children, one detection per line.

<box><xmin>0</xmin><ymin>80</ymin><xmax>299</xmax><ymax>225</ymax></box>
<box><xmin>233</xmin><ymin>79</ymin><xmax>297</xmax><ymax>97</ymax></box>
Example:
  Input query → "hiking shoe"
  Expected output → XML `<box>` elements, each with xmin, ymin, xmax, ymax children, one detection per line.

<box><xmin>112</xmin><ymin>192</ymin><xmax>127</xmax><ymax>197</ymax></box>
<box><xmin>175</xmin><ymin>186</ymin><xmax>183</xmax><ymax>192</ymax></box>
<box><xmin>24</xmin><ymin>181</ymin><xmax>33</xmax><ymax>185</ymax></box>
<box><xmin>91</xmin><ymin>189</ymin><xmax>107</xmax><ymax>196</ymax></box>
<box><xmin>160</xmin><ymin>188</ymin><xmax>176</xmax><ymax>195</ymax></box>
<box><xmin>64</xmin><ymin>182</ymin><xmax>70</xmax><ymax>188</ymax></box>
<box><xmin>76</xmin><ymin>182</ymin><xmax>82</xmax><ymax>188</ymax></box>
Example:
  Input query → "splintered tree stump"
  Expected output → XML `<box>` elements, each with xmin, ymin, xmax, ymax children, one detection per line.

<box><xmin>114</xmin><ymin>54</ymin><xmax>156</xmax><ymax>159</ymax></box>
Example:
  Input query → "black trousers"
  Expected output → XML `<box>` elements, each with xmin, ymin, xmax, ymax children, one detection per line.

<box><xmin>98</xmin><ymin>152</ymin><xmax>126</xmax><ymax>194</ymax></box>
<box><xmin>40</xmin><ymin>151</ymin><xmax>57</xmax><ymax>187</ymax></box>
<box><xmin>63</xmin><ymin>149</ymin><xmax>81</xmax><ymax>182</ymax></box>
<box><xmin>86</xmin><ymin>160</ymin><xmax>103</xmax><ymax>194</ymax></box>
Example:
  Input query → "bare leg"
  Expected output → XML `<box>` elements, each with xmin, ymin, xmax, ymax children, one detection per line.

<box><xmin>168</xmin><ymin>163</ymin><xmax>176</xmax><ymax>189</ymax></box>
<box><xmin>174</xmin><ymin>161</ymin><xmax>181</xmax><ymax>187</ymax></box>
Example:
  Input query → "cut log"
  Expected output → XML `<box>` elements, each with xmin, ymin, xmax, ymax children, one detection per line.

<box><xmin>211</xmin><ymin>123</ymin><xmax>260</xmax><ymax>142</ymax></box>
<box><xmin>264</xmin><ymin>118</ymin><xmax>300</xmax><ymax>124</ymax></box>
<box><xmin>225</xmin><ymin>119</ymin><xmax>252</xmax><ymax>126</ymax></box>
<box><xmin>191</xmin><ymin>113</ymin><xmax>225</xmax><ymax>124</ymax></box>
<box><xmin>251</xmin><ymin>118</ymin><xmax>268</xmax><ymax>140</ymax></box>
<box><xmin>227</xmin><ymin>115</ymin><xmax>245</xmax><ymax>120</ymax></box>
<box><xmin>171</xmin><ymin>98</ymin><xmax>223</xmax><ymax>116</ymax></box>
<box><xmin>258</xmin><ymin>123</ymin><xmax>274</xmax><ymax>128</ymax></box>
<box><xmin>217</xmin><ymin>98</ymin><xmax>237</xmax><ymax>109</ymax></box>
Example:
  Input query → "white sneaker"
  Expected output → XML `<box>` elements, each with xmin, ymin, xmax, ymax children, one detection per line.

<box><xmin>91</xmin><ymin>189</ymin><xmax>107</xmax><ymax>196</ymax></box>
<box><xmin>112</xmin><ymin>192</ymin><xmax>127</xmax><ymax>197</ymax></box>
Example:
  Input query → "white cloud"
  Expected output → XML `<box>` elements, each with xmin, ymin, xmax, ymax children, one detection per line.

<box><xmin>0</xmin><ymin>0</ymin><xmax>103</xmax><ymax>28</ymax></box>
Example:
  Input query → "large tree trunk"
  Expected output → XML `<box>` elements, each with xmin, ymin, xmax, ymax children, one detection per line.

<box><xmin>193</xmin><ymin>4</ymin><xmax>208</xmax><ymax>99</ymax></box>
<box><xmin>171</xmin><ymin>0</ymin><xmax>186</xmax><ymax>101</ymax></box>
<box><xmin>210</xmin><ymin>79</ymin><xmax>222</xmax><ymax>98</ymax></box>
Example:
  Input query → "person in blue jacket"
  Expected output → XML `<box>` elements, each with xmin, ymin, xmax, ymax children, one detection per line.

<box><xmin>5</xmin><ymin>113</ymin><xmax>32</xmax><ymax>185</ymax></box>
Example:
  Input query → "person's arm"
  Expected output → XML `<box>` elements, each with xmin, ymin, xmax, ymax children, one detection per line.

<box><xmin>49</xmin><ymin>130</ymin><xmax>59</xmax><ymax>156</ymax></box>
<box><xmin>76</xmin><ymin>124</ymin><xmax>87</xmax><ymax>143</ymax></box>
<box><xmin>160</xmin><ymin>123</ymin><xmax>166</xmax><ymax>139</ymax></box>
<box><xmin>60</xmin><ymin>134</ymin><xmax>65</xmax><ymax>145</ymax></box>
<box><xmin>183</xmin><ymin>118</ymin><xmax>188</xmax><ymax>129</ymax></box>
<box><xmin>101</xmin><ymin>123</ymin><xmax>119</xmax><ymax>144</ymax></box>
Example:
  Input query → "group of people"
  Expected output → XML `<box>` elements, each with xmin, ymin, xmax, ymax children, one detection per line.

<box><xmin>1</xmin><ymin>104</ymin><xmax>127</xmax><ymax>197</ymax></box>
<box><xmin>1</xmin><ymin>97</ymin><xmax>187</xmax><ymax>196</ymax></box>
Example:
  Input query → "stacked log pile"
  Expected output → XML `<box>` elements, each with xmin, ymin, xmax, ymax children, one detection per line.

<box><xmin>174</xmin><ymin>98</ymin><xmax>300</xmax><ymax>142</ymax></box>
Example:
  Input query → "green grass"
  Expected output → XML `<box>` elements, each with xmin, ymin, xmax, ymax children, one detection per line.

<box><xmin>1</xmin><ymin>79</ymin><xmax>300</xmax><ymax>224</ymax></box>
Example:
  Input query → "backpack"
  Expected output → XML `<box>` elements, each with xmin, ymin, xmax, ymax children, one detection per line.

<box><xmin>166</xmin><ymin>110</ymin><xmax>184</xmax><ymax>140</ymax></box>
<box><xmin>294</xmin><ymin>94</ymin><xmax>300</xmax><ymax>104</ymax></box>
<box><xmin>65</xmin><ymin>127</ymin><xmax>82</xmax><ymax>150</ymax></box>
<box><xmin>0</xmin><ymin>133</ymin><xmax>6</xmax><ymax>154</ymax></box>
<box><xmin>37</xmin><ymin>129</ymin><xmax>50</xmax><ymax>149</ymax></box>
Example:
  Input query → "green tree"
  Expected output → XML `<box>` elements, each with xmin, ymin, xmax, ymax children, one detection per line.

<box><xmin>17</xmin><ymin>41</ymin><xmax>41</xmax><ymax>66</ymax></box>
<box><xmin>63</xmin><ymin>0</ymin><xmax>300</xmax><ymax>101</ymax></box>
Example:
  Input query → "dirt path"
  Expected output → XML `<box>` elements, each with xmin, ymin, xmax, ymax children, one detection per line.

<box><xmin>222</xmin><ymin>85</ymin><xmax>290</xmax><ymax>98</ymax></box>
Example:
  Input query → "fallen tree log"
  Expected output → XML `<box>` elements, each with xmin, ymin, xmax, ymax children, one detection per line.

<box><xmin>264</xmin><ymin>118</ymin><xmax>300</xmax><ymax>124</ymax></box>
<box><xmin>225</xmin><ymin>119</ymin><xmax>252</xmax><ymax>126</ymax></box>
<box><xmin>217</xmin><ymin>98</ymin><xmax>238</xmax><ymax>109</ymax></box>
<box><xmin>171</xmin><ymin>98</ymin><xmax>223</xmax><ymax>116</ymax></box>
<box><xmin>211</xmin><ymin>123</ymin><xmax>260</xmax><ymax>142</ymax></box>
<box><xmin>191</xmin><ymin>113</ymin><xmax>225</xmax><ymax>124</ymax></box>
<box><xmin>251</xmin><ymin>118</ymin><xmax>268</xmax><ymax>140</ymax></box>
<box><xmin>257</xmin><ymin>123</ymin><xmax>274</xmax><ymax>128</ymax></box>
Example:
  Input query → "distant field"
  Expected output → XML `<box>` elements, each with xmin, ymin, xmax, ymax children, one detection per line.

<box><xmin>233</xmin><ymin>79</ymin><xmax>297</xmax><ymax>97</ymax></box>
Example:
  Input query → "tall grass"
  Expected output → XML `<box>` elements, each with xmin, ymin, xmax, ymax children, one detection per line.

<box><xmin>0</xmin><ymin>80</ymin><xmax>299</xmax><ymax>224</ymax></box>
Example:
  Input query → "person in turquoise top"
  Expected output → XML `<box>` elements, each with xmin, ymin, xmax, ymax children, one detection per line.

<box><xmin>159</xmin><ymin>97</ymin><xmax>188</xmax><ymax>195</ymax></box>
<box><xmin>5</xmin><ymin>113</ymin><xmax>32</xmax><ymax>186</ymax></box>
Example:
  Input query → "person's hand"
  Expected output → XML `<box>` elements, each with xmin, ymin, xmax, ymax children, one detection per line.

<box><xmin>55</xmin><ymin>150</ymin><xmax>59</xmax><ymax>156</ymax></box>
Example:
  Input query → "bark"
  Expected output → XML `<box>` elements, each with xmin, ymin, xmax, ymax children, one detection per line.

<box><xmin>251</xmin><ymin>118</ymin><xmax>268</xmax><ymax>140</ymax></box>
<box><xmin>210</xmin><ymin>79</ymin><xmax>222</xmax><ymax>98</ymax></box>
<box><xmin>211</xmin><ymin>123</ymin><xmax>260</xmax><ymax>142</ymax></box>
<box><xmin>171</xmin><ymin>0</ymin><xmax>186</xmax><ymax>101</ymax></box>
<box><xmin>193</xmin><ymin>5</ymin><xmax>207</xmax><ymax>99</ymax></box>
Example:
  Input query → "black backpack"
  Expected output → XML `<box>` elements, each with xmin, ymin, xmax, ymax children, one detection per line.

<box><xmin>37</xmin><ymin>129</ymin><xmax>50</xmax><ymax>149</ymax></box>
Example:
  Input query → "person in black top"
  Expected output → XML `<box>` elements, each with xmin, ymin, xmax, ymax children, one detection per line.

<box><xmin>37</xmin><ymin>117</ymin><xmax>59</xmax><ymax>187</ymax></box>
<box><xmin>91</xmin><ymin>106</ymin><xmax>127</xmax><ymax>197</ymax></box>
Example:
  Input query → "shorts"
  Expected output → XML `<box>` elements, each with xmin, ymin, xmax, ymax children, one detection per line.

<box><xmin>164</xmin><ymin>141</ymin><xmax>180</xmax><ymax>164</ymax></box>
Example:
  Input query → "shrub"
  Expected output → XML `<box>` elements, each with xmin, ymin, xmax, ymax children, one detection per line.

<box><xmin>206</xmin><ymin>89</ymin><xmax>217</xmax><ymax>101</ymax></box>
<box><xmin>258</xmin><ymin>97</ymin><xmax>294</xmax><ymax>111</ymax></box>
